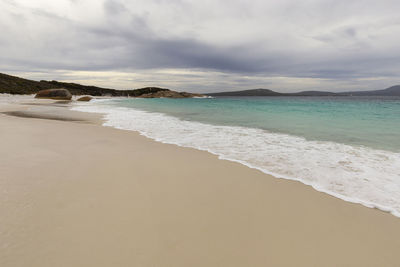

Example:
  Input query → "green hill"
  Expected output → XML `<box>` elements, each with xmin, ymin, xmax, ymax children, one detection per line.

<box><xmin>207</xmin><ymin>86</ymin><xmax>400</xmax><ymax>97</ymax></box>
<box><xmin>0</xmin><ymin>73</ymin><xmax>169</xmax><ymax>96</ymax></box>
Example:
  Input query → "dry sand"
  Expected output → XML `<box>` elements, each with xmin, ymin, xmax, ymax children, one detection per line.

<box><xmin>1</xmin><ymin>99</ymin><xmax>400</xmax><ymax>267</ymax></box>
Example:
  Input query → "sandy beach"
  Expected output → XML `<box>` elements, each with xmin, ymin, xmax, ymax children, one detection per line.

<box><xmin>1</xmin><ymin>98</ymin><xmax>400</xmax><ymax>267</ymax></box>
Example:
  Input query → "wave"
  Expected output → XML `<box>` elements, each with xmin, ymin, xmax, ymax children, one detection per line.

<box><xmin>72</xmin><ymin>101</ymin><xmax>400</xmax><ymax>217</ymax></box>
<box><xmin>0</xmin><ymin>94</ymin><xmax>34</xmax><ymax>105</ymax></box>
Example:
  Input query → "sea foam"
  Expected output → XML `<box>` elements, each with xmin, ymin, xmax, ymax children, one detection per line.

<box><xmin>72</xmin><ymin>101</ymin><xmax>400</xmax><ymax>217</ymax></box>
<box><xmin>0</xmin><ymin>94</ymin><xmax>34</xmax><ymax>105</ymax></box>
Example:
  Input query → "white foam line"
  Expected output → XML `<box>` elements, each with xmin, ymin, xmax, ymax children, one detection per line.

<box><xmin>71</xmin><ymin>102</ymin><xmax>400</xmax><ymax>218</ymax></box>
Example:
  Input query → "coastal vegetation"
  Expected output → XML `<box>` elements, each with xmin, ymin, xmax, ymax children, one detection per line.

<box><xmin>2</xmin><ymin>72</ymin><xmax>399</xmax><ymax>98</ymax></box>
<box><xmin>0</xmin><ymin>72</ymin><xmax>202</xmax><ymax>98</ymax></box>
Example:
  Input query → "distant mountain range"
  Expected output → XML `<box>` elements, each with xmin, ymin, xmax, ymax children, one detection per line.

<box><xmin>1</xmin><ymin>72</ymin><xmax>400</xmax><ymax>97</ymax></box>
<box><xmin>207</xmin><ymin>86</ymin><xmax>400</xmax><ymax>97</ymax></box>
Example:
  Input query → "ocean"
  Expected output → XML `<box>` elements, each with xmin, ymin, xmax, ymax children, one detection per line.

<box><xmin>72</xmin><ymin>96</ymin><xmax>400</xmax><ymax>217</ymax></box>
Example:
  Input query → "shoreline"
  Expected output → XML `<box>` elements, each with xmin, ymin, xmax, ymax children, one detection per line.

<box><xmin>1</xmin><ymin>98</ymin><xmax>400</xmax><ymax>266</ymax></box>
<box><xmin>73</xmin><ymin>99</ymin><xmax>400</xmax><ymax>218</ymax></box>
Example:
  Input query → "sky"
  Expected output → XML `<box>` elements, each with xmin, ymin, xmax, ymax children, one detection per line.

<box><xmin>1</xmin><ymin>0</ymin><xmax>400</xmax><ymax>93</ymax></box>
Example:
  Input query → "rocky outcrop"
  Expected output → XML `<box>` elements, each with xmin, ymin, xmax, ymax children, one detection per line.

<box><xmin>138</xmin><ymin>90</ymin><xmax>205</xmax><ymax>98</ymax></box>
<box><xmin>0</xmin><ymin>73</ymin><xmax>172</xmax><ymax>97</ymax></box>
<box><xmin>77</xmin><ymin>96</ymin><xmax>93</xmax><ymax>101</ymax></box>
<box><xmin>35</xmin><ymin>89</ymin><xmax>72</xmax><ymax>100</ymax></box>
<box><xmin>3</xmin><ymin>72</ymin><xmax>400</xmax><ymax>98</ymax></box>
<box><xmin>1</xmin><ymin>72</ymin><xmax>205</xmax><ymax>98</ymax></box>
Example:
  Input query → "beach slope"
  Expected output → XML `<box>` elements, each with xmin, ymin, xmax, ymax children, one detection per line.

<box><xmin>1</xmin><ymin>101</ymin><xmax>400</xmax><ymax>267</ymax></box>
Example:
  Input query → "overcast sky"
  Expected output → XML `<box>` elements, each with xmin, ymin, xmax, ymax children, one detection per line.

<box><xmin>1</xmin><ymin>0</ymin><xmax>400</xmax><ymax>92</ymax></box>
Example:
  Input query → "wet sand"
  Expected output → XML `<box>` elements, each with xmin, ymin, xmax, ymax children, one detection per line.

<box><xmin>1</xmin><ymin>99</ymin><xmax>400</xmax><ymax>267</ymax></box>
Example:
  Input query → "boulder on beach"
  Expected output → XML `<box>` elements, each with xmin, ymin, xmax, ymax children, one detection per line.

<box><xmin>35</xmin><ymin>89</ymin><xmax>72</xmax><ymax>100</ymax></box>
<box><xmin>77</xmin><ymin>96</ymin><xmax>93</xmax><ymax>102</ymax></box>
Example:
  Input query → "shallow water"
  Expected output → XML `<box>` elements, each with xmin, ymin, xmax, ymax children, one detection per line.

<box><xmin>72</xmin><ymin>96</ymin><xmax>400</xmax><ymax>217</ymax></box>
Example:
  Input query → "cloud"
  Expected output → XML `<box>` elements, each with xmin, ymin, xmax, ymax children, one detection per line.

<box><xmin>103</xmin><ymin>0</ymin><xmax>126</xmax><ymax>14</ymax></box>
<box><xmin>1</xmin><ymin>0</ymin><xmax>400</xmax><ymax>92</ymax></box>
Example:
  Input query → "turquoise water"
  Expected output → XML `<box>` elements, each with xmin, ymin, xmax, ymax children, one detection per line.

<box><xmin>114</xmin><ymin>96</ymin><xmax>400</xmax><ymax>152</ymax></box>
<box><xmin>73</xmin><ymin>96</ymin><xmax>400</xmax><ymax>216</ymax></box>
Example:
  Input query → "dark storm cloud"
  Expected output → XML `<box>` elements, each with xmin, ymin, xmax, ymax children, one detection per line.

<box><xmin>0</xmin><ymin>2</ymin><xmax>282</xmax><ymax>74</ymax></box>
<box><xmin>1</xmin><ymin>0</ymin><xmax>400</xmax><ymax>91</ymax></box>
<box><xmin>133</xmin><ymin>38</ymin><xmax>275</xmax><ymax>72</ymax></box>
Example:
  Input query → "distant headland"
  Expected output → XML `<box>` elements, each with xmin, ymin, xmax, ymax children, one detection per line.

<box><xmin>0</xmin><ymin>73</ymin><xmax>203</xmax><ymax>98</ymax></box>
<box><xmin>207</xmin><ymin>86</ymin><xmax>400</xmax><ymax>97</ymax></box>
<box><xmin>1</xmin><ymin>72</ymin><xmax>400</xmax><ymax>97</ymax></box>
